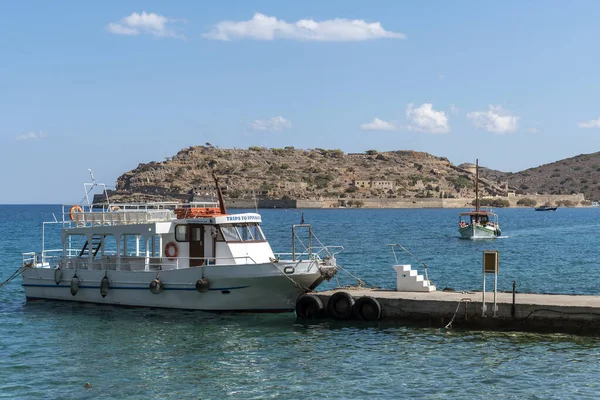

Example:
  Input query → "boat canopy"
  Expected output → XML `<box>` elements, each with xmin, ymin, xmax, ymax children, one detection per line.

<box><xmin>458</xmin><ymin>210</ymin><xmax>497</xmax><ymax>217</ymax></box>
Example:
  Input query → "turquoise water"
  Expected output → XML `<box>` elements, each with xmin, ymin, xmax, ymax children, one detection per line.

<box><xmin>2</xmin><ymin>205</ymin><xmax>600</xmax><ymax>399</ymax></box>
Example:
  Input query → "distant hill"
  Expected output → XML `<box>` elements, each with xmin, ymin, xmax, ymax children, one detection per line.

<box><xmin>110</xmin><ymin>146</ymin><xmax>509</xmax><ymax>203</ymax></box>
<box><xmin>109</xmin><ymin>145</ymin><xmax>597</xmax><ymax>204</ymax></box>
<box><xmin>479</xmin><ymin>152</ymin><xmax>600</xmax><ymax>202</ymax></box>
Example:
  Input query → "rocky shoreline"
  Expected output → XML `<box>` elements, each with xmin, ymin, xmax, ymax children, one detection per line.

<box><xmin>226</xmin><ymin>193</ymin><xmax>586</xmax><ymax>209</ymax></box>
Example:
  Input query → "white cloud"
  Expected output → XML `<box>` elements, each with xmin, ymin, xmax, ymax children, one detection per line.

<box><xmin>449</xmin><ymin>104</ymin><xmax>459</xmax><ymax>114</ymax></box>
<box><xmin>467</xmin><ymin>105</ymin><xmax>519</xmax><ymax>133</ymax></box>
<box><xmin>406</xmin><ymin>103</ymin><xmax>449</xmax><ymax>134</ymax></box>
<box><xmin>202</xmin><ymin>13</ymin><xmax>405</xmax><ymax>41</ymax></box>
<box><xmin>578</xmin><ymin>118</ymin><xmax>600</xmax><ymax>128</ymax></box>
<box><xmin>250</xmin><ymin>116</ymin><xmax>292</xmax><ymax>132</ymax></box>
<box><xmin>106</xmin><ymin>11</ymin><xmax>184</xmax><ymax>38</ymax></box>
<box><xmin>360</xmin><ymin>118</ymin><xmax>397</xmax><ymax>131</ymax></box>
<box><xmin>16</xmin><ymin>131</ymin><xmax>46</xmax><ymax>141</ymax></box>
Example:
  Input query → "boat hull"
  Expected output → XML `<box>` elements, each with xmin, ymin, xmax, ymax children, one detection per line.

<box><xmin>21</xmin><ymin>261</ymin><xmax>334</xmax><ymax>312</ymax></box>
<box><xmin>459</xmin><ymin>225</ymin><xmax>500</xmax><ymax>239</ymax></box>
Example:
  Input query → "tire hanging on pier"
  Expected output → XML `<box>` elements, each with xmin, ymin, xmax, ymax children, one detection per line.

<box><xmin>100</xmin><ymin>275</ymin><xmax>110</xmax><ymax>298</ymax></box>
<box><xmin>327</xmin><ymin>291</ymin><xmax>355</xmax><ymax>320</ymax></box>
<box><xmin>353</xmin><ymin>296</ymin><xmax>382</xmax><ymax>321</ymax></box>
<box><xmin>149</xmin><ymin>279</ymin><xmax>163</xmax><ymax>294</ymax></box>
<box><xmin>70</xmin><ymin>273</ymin><xmax>80</xmax><ymax>296</ymax></box>
<box><xmin>295</xmin><ymin>294</ymin><xmax>324</xmax><ymax>319</ymax></box>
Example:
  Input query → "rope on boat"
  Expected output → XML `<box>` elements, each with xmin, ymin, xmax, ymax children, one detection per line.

<box><xmin>268</xmin><ymin>261</ymin><xmax>311</xmax><ymax>291</ymax></box>
<box><xmin>0</xmin><ymin>265</ymin><xmax>27</xmax><ymax>289</ymax></box>
<box><xmin>444</xmin><ymin>298</ymin><xmax>472</xmax><ymax>330</ymax></box>
<box><xmin>291</xmin><ymin>222</ymin><xmax>376</xmax><ymax>289</ymax></box>
<box><xmin>333</xmin><ymin>263</ymin><xmax>373</xmax><ymax>289</ymax></box>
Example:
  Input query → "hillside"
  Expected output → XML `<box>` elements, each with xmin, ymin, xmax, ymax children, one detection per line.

<box><xmin>110</xmin><ymin>146</ymin><xmax>599</xmax><ymax>204</ymax></box>
<box><xmin>110</xmin><ymin>146</ymin><xmax>509</xmax><ymax>203</ymax></box>
<box><xmin>479</xmin><ymin>152</ymin><xmax>600</xmax><ymax>202</ymax></box>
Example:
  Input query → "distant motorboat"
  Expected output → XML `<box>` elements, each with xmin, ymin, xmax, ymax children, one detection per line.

<box><xmin>535</xmin><ymin>205</ymin><xmax>558</xmax><ymax>211</ymax></box>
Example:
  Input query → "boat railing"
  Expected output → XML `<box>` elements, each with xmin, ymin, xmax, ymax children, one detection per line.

<box><xmin>289</xmin><ymin>223</ymin><xmax>342</xmax><ymax>262</ymax></box>
<box><xmin>25</xmin><ymin>251</ymin><xmax>259</xmax><ymax>271</ymax></box>
<box><xmin>61</xmin><ymin>201</ymin><xmax>222</xmax><ymax>227</ymax></box>
<box><xmin>22</xmin><ymin>252</ymin><xmax>38</xmax><ymax>267</ymax></box>
<box><xmin>63</xmin><ymin>208</ymin><xmax>175</xmax><ymax>227</ymax></box>
<box><xmin>315</xmin><ymin>245</ymin><xmax>344</xmax><ymax>259</ymax></box>
<box><xmin>276</xmin><ymin>246</ymin><xmax>343</xmax><ymax>262</ymax></box>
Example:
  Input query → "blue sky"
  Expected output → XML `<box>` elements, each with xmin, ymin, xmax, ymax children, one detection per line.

<box><xmin>2</xmin><ymin>1</ymin><xmax>600</xmax><ymax>203</ymax></box>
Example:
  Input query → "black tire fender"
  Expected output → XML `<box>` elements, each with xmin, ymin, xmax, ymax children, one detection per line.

<box><xmin>327</xmin><ymin>291</ymin><xmax>355</xmax><ymax>320</ymax></box>
<box><xmin>295</xmin><ymin>294</ymin><xmax>324</xmax><ymax>319</ymax></box>
<box><xmin>354</xmin><ymin>296</ymin><xmax>382</xmax><ymax>321</ymax></box>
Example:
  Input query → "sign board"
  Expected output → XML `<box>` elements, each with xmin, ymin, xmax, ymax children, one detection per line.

<box><xmin>483</xmin><ymin>250</ymin><xmax>499</xmax><ymax>274</ymax></box>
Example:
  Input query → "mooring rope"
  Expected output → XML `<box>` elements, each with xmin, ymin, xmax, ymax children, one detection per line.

<box><xmin>268</xmin><ymin>261</ymin><xmax>310</xmax><ymax>291</ymax></box>
<box><xmin>444</xmin><ymin>298</ymin><xmax>472</xmax><ymax>329</ymax></box>
<box><xmin>333</xmin><ymin>263</ymin><xmax>372</xmax><ymax>289</ymax></box>
<box><xmin>0</xmin><ymin>266</ymin><xmax>27</xmax><ymax>289</ymax></box>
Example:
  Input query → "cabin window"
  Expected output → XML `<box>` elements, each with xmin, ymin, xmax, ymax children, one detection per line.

<box><xmin>249</xmin><ymin>223</ymin><xmax>265</xmax><ymax>241</ymax></box>
<box><xmin>191</xmin><ymin>227</ymin><xmax>202</xmax><ymax>242</ymax></box>
<box><xmin>237</xmin><ymin>224</ymin><xmax>254</xmax><ymax>241</ymax></box>
<box><xmin>221</xmin><ymin>225</ymin><xmax>241</xmax><ymax>242</ymax></box>
<box><xmin>213</xmin><ymin>226</ymin><xmax>224</xmax><ymax>242</ymax></box>
<box><xmin>175</xmin><ymin>225</ymin><xmax>189</xmax><ymax>242</ymax></box>
<box><xmin>219</xmin><ymin>223</ymin><xmax>266</xmax><ymax>242</ymax></box>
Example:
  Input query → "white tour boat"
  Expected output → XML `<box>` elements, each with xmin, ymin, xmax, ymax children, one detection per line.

<box><xmin>20</xmin><ymin>171</ymin><xmax>340</xmax><ymax>312</ymax></box>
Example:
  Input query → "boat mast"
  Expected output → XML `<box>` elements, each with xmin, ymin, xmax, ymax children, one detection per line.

<box><xmin>475</xmin><ymin>159</ymin><xmax>480</xmax><ymax>213</ymax></box>
<box><xmin>210</xmin><ymin>166</ymin><xmax>228</xmax><ymax>215</ymax></box>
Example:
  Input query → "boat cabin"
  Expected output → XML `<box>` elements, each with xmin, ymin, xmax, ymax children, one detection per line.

<box><xmin>48</xmin><ymin>202</ymin><xmax>276</xmax><ymax>272</ymax></box>
<box><xmin>458</xmin><ymin>210</ymin><xmax>498</xmax><ymax>227</ymax></box>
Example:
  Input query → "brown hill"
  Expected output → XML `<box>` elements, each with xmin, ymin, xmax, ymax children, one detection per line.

<box><xmin>479</xmin><ymin>152</ymin><xmax>599</xmax><ymax>202</ymax></box>
<box><xmin>110</xmin><ymin>146</ymin><xmax>509</xmax><ymax>203</ymax></box>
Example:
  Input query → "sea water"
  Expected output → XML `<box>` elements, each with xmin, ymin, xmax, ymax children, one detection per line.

<box><xmin>1</xmin><ymin>205</ymin><xmax>600</xmax><ymax>399</ymax></box>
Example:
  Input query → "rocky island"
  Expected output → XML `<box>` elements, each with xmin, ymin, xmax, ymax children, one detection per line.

<box><xmin>106</xmin><ymin>145</ymin><xmax>593</xmax><ymax>208</ymax></box>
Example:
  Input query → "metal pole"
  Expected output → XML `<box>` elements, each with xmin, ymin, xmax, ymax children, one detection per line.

<box><xmin>291</xmin><ymin>225</ymin><xmax>295</xmax><ymax>261</ymax></box>
<box><xmin>309</xmin><ymin>225</ymin><xmax>312</xmax><ymax>258</ymax></box>
<box><xmin>493</xmin><ymin>269</ymin><xmax>498</xmax><ymax>318</ymax></box>
<box><xmin>42</xmin><ymin>222</ymin><xmax>45</xmax><ymax>265</ymax></box>
<box><xmin>475</xmin><ymin>159</ymin><xmax>480</xmax><ymax>213</ymax></box>
<box><xmin>482</xmin><ymin>265</ymin><xmax>487</xmax><ymax>317</ymax></box>
<box><xmin>511</xmin><ymin>280</ymin><xmax>516</xmax><ymax>318</ymax></box>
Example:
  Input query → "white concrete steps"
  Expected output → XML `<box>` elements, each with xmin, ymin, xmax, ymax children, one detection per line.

<box><xmin>393</xmin><ymin>264</ymin><xmax>436</xmax><ymax>292</ymax></box>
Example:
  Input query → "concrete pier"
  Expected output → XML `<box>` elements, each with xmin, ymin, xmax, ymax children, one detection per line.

<box><xmin>314</xmin><ymin>289</ymin><xmax>600</xmax><ymax>334</ymax></box>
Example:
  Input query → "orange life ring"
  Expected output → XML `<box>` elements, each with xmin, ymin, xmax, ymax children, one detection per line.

<box><xmin>69</xmin><ymin>205</ymin><xmax>83</xmax><ymax>221</ymax></box>
<box><xmin>165</xmin><ymin>242</ymin><xmax>179</xmax><ymax>260</ymax></box>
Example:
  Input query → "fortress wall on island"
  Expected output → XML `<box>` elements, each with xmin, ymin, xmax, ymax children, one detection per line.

<box><xmin>508</xmin><ymin>193</ymin><xmax>585</xmax><ymax>206</ymax></box>
<box><xmin>224</xmin><ymin>193</ymin><xmax>586</xmax><ymax>209</ymax></box>
<box><xmin>226</xmin><ymin>199</ymin><xmax>298</xmax><ymax>209</ymax></box>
